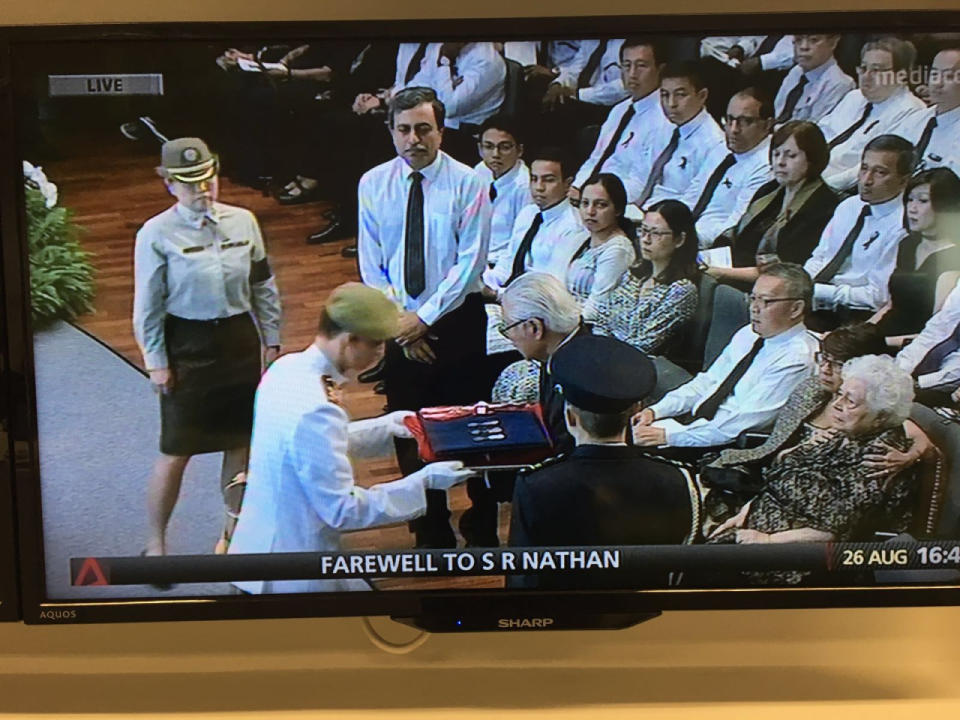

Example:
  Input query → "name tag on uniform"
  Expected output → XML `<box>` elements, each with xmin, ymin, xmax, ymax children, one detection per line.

<box><xmin>181</xmin><ymin>245</ymin><xmax>207</xmax><ymax>254</ymax></box>
<box><xmin>220</xmin><ymin>239</ymin><xmax>251</xmax><ymax>250</ymax></box>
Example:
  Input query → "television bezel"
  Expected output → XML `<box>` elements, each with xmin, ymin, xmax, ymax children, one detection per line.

<box><xmin>3</xmin><ymin>11</ymin><xmax>960</xmax><ymax>625</ymax></box>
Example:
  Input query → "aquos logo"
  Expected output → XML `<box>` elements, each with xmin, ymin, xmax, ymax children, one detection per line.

<box><xmin>497</xmin><ymin>617</ymin><xmax>555</xmax><ymax>629</ymax></box>
<box><xmin>38</xmin><ymin>609</ymin><xmax>77</xmax><ymax>621</ymax></box>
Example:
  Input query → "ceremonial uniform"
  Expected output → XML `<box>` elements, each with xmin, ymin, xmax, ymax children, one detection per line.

<box><xmin>229</xmin><ymin>345</ymin><xmax>428</xmax><ymax>594</ymax></box>
<box><xmin>133</xmin><ymin>199</ymin><xmax>281</xmax><ymax>455</ymax></box>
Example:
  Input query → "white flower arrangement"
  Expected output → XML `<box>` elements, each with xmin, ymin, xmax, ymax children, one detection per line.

<box><xmin>23</xmin><ymin>160</ymin><xmax>59</xmax><ymax>209</ymax></box>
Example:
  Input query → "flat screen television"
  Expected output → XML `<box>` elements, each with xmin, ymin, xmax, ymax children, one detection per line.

<box><xmin>4</xmin><ymin>11</ymin><xmax>960</xmax><ymax>629</ymax></box>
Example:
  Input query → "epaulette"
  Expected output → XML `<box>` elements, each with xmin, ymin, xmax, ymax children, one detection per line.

<box><xmin>519</xmin><ymin>451</ymin><xmax>568</xmax><ymax>476</ymax></box>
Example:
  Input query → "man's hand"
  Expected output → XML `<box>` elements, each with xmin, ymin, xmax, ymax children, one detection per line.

<box><xmin>263</xmin><ymin>346</ymin><xmax>280</xmax><ymax>367</ymax></box>
<box><xmin>353</xmin><ymin>92</ymin><xmax>381</xmax><ymax>115</ymax></box>
<box><xmin>727</xmin><ymin>45</ymin><xmax>746</xmax><ymax>62</ymax></box>
<box><xmin>632</xmin><ymin>425</ymin><xmax>666</xmax><ymax>447</ymax></box>
<box><xmin>396</xmin><ymin>311</ymin><xmax>429</xmax><ymax>345</ymax></box>
<box><xmin>524</xmin><ymin>64</ymin><xmax>559</xmax><ymax>81</ymax></box>
<box><xmin>739</xmin><ymin>57</ymin><xmax>762</xmax><ymax>75</ymax></box>
<box><xmin>149</xmin><ymin>368</ymin><xmax>175</xmax><ymax>394</ymax></box>
<box><xmin>481</xmin><ymin>284</ymin><xmax>499</xmax><ymax>302</ymax></box>
<box><xmin>403</xmin><ymin>338</ymin><xmax>437</xmax><ymax>364</ymax></box>
<box><xmin>542</xmin><ymin>83</ymin><xmax>576</xmax><ymax>110</ymax></box>
<box><xmin>631</xmin><ymin>408</ymin><xmax>655</xmax><ymax>427</ymax></box>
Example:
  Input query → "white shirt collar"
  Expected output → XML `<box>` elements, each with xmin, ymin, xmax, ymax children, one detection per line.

<box><xmin>492</xmin><ymin>159</ymin><xmax>523</xmax><ymax>188</ymax></box>
<box><xmin>804</xmin><ymin>57</ymin><xmax>837</xmax><ymax>83</ymax></box>
<box><xmin>734</xmin><ymin>135</ymin><xmax>771</xmax><ymax>162</ymax></box>
<box><xmin>305</xmin><ymin>343</ymin><xmax>349</xmax><ymax>385</ymax></box>
<box><xmin>677</xmin><ymin>108</ymin><xmax>711</xmax><ymax>139</ymax></box>
<box><xmin>865</xmin><ymin>193</ymin><xmax>904</xmax><ymax>220</ymax></box>
<box><xmin>175</xmin><ymin>201</ymin><xmax>219</xmax><ymax>229</ymax></box>
<box><xmin>400</xmin><ymin>151</ymin><xmax>443</xmax><ymax>184</ymax></box>
<box><xmin>540</xmin><ymin>197</ymin><xmax>573</xmax><ymax>223</ymax></box>
<box><xmin>874</xmin><ymin>85</ymin><xmax>911</xmax><ymax>110</ymax></box>
<box><xmin>631</xmin><ymin>87</ymin><xmax>660</xmax><ymax>114</ymax></box>
<box><xmin>935</xmin><ymin>102</ymin><xmax>960</xmax><ymax>124</ymax></box>
<box><xmin>763</xmin><ymin>321</ymin><xmax>809</xmax><ymax>346</ymax></box>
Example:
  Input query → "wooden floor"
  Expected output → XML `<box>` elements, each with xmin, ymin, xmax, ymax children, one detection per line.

<box><xmin>43</xmin><ymin>126</ymin><xmax>505</xmax><ymax>591</ymax></box>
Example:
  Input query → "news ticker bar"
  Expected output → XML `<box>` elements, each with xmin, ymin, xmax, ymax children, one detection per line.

<box><xmin>70</xmin><ymin>541</ymin><xmax>960</xmax><ymax>586</ymax></box>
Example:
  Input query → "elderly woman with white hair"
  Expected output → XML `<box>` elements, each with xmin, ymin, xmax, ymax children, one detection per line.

<box><xmin>709</xmin><ymin>355</ymin><xmax>919</xmax><ymax>554</ymax></box>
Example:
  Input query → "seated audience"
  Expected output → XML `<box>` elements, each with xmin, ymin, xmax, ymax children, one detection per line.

<box><xmin>872</xmin><ymin>167</ymin><xmax>960</xmax><ymax>338</ymax></box>
<box><xmin>473</xmin><ymin>114</ymin><xmax>533</xmax><ymax>268</ymax></box>
<box><xmin>632</xmin><ymin>262</ymin><xmax>818</xmax><ymax>449</ymax></box>
<box><xmin>483</xmin><ymin>147</ymin><xmax>584</xmax><ymax>298</ymax></box>
<box><xmin>566</xmin><ymin>173</ymin><xmax>637</xmax><ymax>322</ymax></box>
<box><xmin>542</xmin><ymin>38</ymin><xmax>629</xmax><ymax>114</ymax></box>
<box><xmin>818</xmin><ymin>37</ymin><xmax>926</xmax><ymax>192</ymax></box>
<box><xmin>507</xmin><ymin>39</ymin><xmax>588</xmax><ymax>110</ymax></box>
<box><xmin>773</xmin><ymin>34</ymin><xmax>854</xmax><ymax>125</ymax></box>
<box><xmin>681</xmin><ymin>87</ymin><xmax>774</xmax><ymax>248</ymax></box>
<box><xmin>635</xmin><ymin>61</ymin><xmax>725</xmax><ymax>209</ymax></box>
<box><xmin>896</xmin><ymin>277</ymin><xmax>960</xmax><ymax>407</ymax></box>
<box><xmin>508</xmin><ymin>335</ymin><xmax>698</xmax><ymax>589</ymax></box>
<box><xmin>891</xmin><ymin>46</ymin><xmax>960</xmax><ymax>176</ymax></box>
<box><xmin>570</xmin><ymin>36</ymin><xmax>671</xmax><ymax>205</ymax></box>
<box><xmin>708</xmin><ymin>120</ymin><xmax>838</xmax><ymax>289</ymax></box>
<box><xmin>803</xmin><ymin>134</ymin><xmax>913</xmax><ymax>331</ymax></box>
<box><xmin>707</xmin><ymin>355</ymin><xmax>918</xmax><ymax>582</ymax></box>
<box><xmin>592</xmin><ymin>199</ymin><xmax>700</xmax><ymax>355</ymax></box>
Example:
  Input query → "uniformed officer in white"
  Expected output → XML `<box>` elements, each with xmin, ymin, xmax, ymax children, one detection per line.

<box><xmin>890</xmin><ymin>46</ymin><xmax>960</xmax><ymax>177</ymax></box>
<box><xmin>472</xmin><ymin>113</ymin><xmax>532</xmax><ymax>267</ymax></box>
<box><xmin>819</xmin><ymin>38</ymin><xmax>926</xmax><ymax>192</ymax></box>
<box><xmin>773</xmin><ymin>34</ymin><xmax>854</xmax><ymax>125</ymax></box>
<box><xmin>634</xmin><ymin>61</ymin><xmax>725</xmax><ymax>210</ymax></box>
<box><xmin>681</xmin><ymin>87</ymin><xmax>774</xmax><ymax>247</ymax></box>
<box><xmin>570</xmin><ymin>36</ymin><xmax>672</xmax><ymax>206</ymax></box>
<box><xmin>803</xmin><ymin>134</ymin><xmax>912</xmax><ymax>329</ymax></box>
<box><xmin>229</xmin><ymin>283</ymin><xmax>475</xmax><ymax>594</ymax></box>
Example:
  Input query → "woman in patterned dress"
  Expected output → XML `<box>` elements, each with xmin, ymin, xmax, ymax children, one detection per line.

<box><xmin>592</xmin><ymin>199</ymin><xmax>700</xmax><ymax>355</ymax></box>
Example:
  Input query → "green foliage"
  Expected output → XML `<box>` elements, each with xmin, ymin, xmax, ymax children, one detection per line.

<box><xmin>26</xmin><ymin>186</ymin><xmax>95</xmax><ymax>327</ymax></box>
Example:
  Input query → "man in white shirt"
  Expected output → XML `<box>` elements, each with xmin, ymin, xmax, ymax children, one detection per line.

<box><xmin>803</xmin><ymin>134</ymin><xmax>913</xmax><ymax>331</ymax></box>
<box><xmin>890</xmin><ymin>46</ymin><xmax>960</xmax><ymax>177</ymax></box>
<box><xmin>634</xmin><ymin>61</ymin><xmax>725</xmax><ymax>210</ymax></box>
<box><xmin>505</xmin><ymin>40</ymin><xmax>586</xmax><ymax>111</ymax></box>
<box><xmin>819</xmin><ymin>38</ymin><xmax>926</xmax><ymax>192</ymax></box>
<box><xmin>229</xmin><ymin>283</ymin><xmax>474</xmax><ymax>594</ymax></box>
<box><xmin>773</xmin><ymin>34</ymin><xmax>855</xmax><ymax>125</ymax></box>
<box><xmin>632</xmin><ymin>262</ymin><xmax>817</xmax><ymax>449</ymax></box>
<box><xmin>473</xmin><ymin>113</ymin><xmax>532</xmax><ymax>268</ymax></box>
<box><xmin>408</xmin><ymin>42</ymin><xmax>506</xmax><ymax>163</ymax></box>
<box><xmin>357</xmin><ymin>87</ymin><xmax>490</xmax><ymax>547</ymax></box>
<box><xmin>896</xmin><ymin>278</ymin><xmax>960</xmax><ymax>407</ymax></box>
<box><xmin>482</xmin><ymin>147</ymin><xmax>584</xmax><ymax>297</ymax></box>
<box><xmin>570</xmin><ymin>36</ymin><xmax>672</xmax><ymax>206</ymax></box>
<box><xmin>681</xmin><ymin>87</ymin><xmax>774</xmax><ymax>247</ymax></box>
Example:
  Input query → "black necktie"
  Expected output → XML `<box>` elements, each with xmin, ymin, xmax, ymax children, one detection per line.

<box><xmin>813</xmin><ymin>204</ymin><xmax>871</xmax><ymax>284</ymax></box>
<box><xmin>637</xmin><ymin>127</ymin><xmax>681</xmax><ymax>208</ymax></box>
<box><xmin>404</xmin><ymin>171</ymin><xmax>426</xmax><ymax>298</ymax></box>
<box><xmin>691</xmin><ymin>153</ymin><xmax>737</xmax><ymax>219</ymax></box>
<box><xmin>489</xmin><ymin>182</ymin><xmax>497</xmax><ymax>202</ymax></box>
<box><xmin>536</xmin><ymin>41</ymin><xmax>549</xmax><ymax>67</ymax></box>
<box><xmin>587</xmin><ymin>104</ymin><xmax>635</xmax><ymax>183</ymax></box>
<box><xmin>913</xmin><ymin>318</ymin><xmax>960</xmax><ymax>377</ymax></box>
<box><xmin>404</xmin><ymin>43</ymin><xmax>427</xmax><ymax>84</ymax></box>
<box><xmin>828</xmin><ymin>103</ymin><xmax>874</xmax><ymax>149</ymax></box>
<box><xmin>577</xmin><ymin>40</ymin><xmax>607</xmax><ymax>89</ymax></box>
<box><xmin>776</xmin><ymin>74</ymin><xmax>808</xmax><ymax>124</ymax></box>
<box><xmin>693</xmin><ymin>337</ymin><xmax>765</xmax><ymax>421</ymax></box>
<box><xmin>914</xmin><ymin>116</ymin><xmax>938</xmax><ymax>169</ymax></box>
<box><xmin>506</xmin><ymin>212</ymin><xmax>543</xmax><ymax>286</ymax></box>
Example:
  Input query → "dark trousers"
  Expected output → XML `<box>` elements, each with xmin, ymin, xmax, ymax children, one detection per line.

<box><xmin>384</xmin><ymin>294</ymin><xmax>487</xmax><ymax>546</ymax></box>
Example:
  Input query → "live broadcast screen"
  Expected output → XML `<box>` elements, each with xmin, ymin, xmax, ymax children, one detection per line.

<box><xmin>14</xmin><ymin>25</ymin><xmax>960</xmax><ymax>601</ymax></box>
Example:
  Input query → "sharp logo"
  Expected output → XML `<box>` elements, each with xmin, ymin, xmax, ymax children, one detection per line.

<box><xmin>497</xmin><ymin>617</ymin><xmax>555</xmax><ymax>629</ymax></box>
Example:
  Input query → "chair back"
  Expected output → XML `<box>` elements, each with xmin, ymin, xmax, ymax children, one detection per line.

<box><xmin>663</xmin><ymin>271</ymin><xmax>717</xmax><ymax>374</ymax></box>
<box><xmin>499</xmin><ymin>58</ymin><xmax>524</xmax><ymax>117</ymax></box>
<box><xmin>703</xmin><ymin>283</ymin><xmax>750</xmax><ymax>370</ymax></box>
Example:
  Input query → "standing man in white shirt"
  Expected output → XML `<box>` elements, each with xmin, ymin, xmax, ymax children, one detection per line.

<box><xmin>357</xmin><ymin>87</ymin><xmax>491</xmax><ymax>547</ymax></box>
<box><xmin>228</xmin><ymin>283</ymin><xmax>475</xmax><ymax>594</ymax></box>
<box><xmin>896</xmin><ymin>277</ymin><xmax>960</xmax><ymax>408</ymax></box>
<box><xmin>891</xmin><ymin>46</ymin><xmax>960</xmax><ymax>177</ymax></box>
<box><xmin>803</xmin><ymin>134</ymin><xmax>913</xmax><ymax>331</ymax></box>
<box><xmin>682</xmin><ymin>87</ymin><xmax>774</xmax><ymax>248</ymax></box>
<box><xmin>473</xmin><ymin>113</ymin><xmax>532</xmax><ymax>268</ymax></box>
<box><xmin>409</xmin><ymin>42</ymin><xmax>506</xmax><ymax>163</ymax></box>
<box><xmin>819</xmin><ymin>38</ymin><xmax>926</xmax><ymax>192</ymax></box>
<box><xmin>773</xmin><ymin>34</ymin><xmax>855</xmax><ymax>125</ymax></box>
<box><xmin>570</xmin><ymin>36</ymin><xmax>671</xmax><ymax>207</ymax></box>
<box><xmin>632</xmin><ymin>262</ymin><xmax>817</xmax><ymax>451</ymax></box>
<box><xmin>634</xmin><ymin>61</ymin><xmax>725</xmax><ymax>210</ymax></box>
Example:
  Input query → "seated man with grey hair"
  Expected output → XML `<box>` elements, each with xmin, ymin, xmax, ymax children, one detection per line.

<box><xmin>633</xmin><ymin>262</ymin><xmax>818</xmax><ymax>451</ymax></box>
<box><xmin>709</xmin><ymin>355</ymin><xmax>918</xmax><ymax>563</ymax></box>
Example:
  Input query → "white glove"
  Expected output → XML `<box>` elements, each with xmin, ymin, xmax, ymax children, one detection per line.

<box><xmin>384</xmin><ymin>410</ymin><xmax>416</xmax><ymax>439</ymax></box>
<box><xmin>412</xmin><ymin>461</ymin><xmax>476</xmax><ymax>491</ymax></box>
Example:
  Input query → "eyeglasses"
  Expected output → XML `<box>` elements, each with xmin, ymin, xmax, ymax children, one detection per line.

<box><xmin>723</xmin><ymin>115</ymin><xmax>763</xmax><ymax>127</ymax></box>
<box><xmin>639</xmin><ymin>226</ymin><xmax>674</xmax><ymax>239</ymax></box>
<box><xmin>814</xmin><ymin>351</ymin><xmax>844</xmax><ymax>369</ymax></box>
<box><xmin>479</xmin><ymin>141</ymin><xmax>517</xmax><ymax>153</ymax></box>
<box><xmin>498</xmin><ymin>317</ymin><xmax>529</xmax><ymax>337</ymax></box>
<box><xmin>748</xmin><ymin>294</ymin><xmax>802</xmax><ymax>309</ymax></box>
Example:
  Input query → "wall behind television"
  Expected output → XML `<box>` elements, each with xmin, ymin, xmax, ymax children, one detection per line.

<box><xmin>3</xmin><ymin>0</ymin><xmax>960</xmax><ymax>718</ymax></box>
